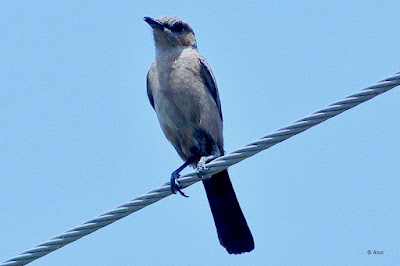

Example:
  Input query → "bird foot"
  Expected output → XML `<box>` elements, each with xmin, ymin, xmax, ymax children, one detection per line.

<box><xmin>170</xmin><ymin>171</ymin><xmax>189</xmax><ymax>197</ymax></box>
<box><xmin>196</xmin><ymin>155</ymin><xmax>217</xmax><ymax>179</ymax></box>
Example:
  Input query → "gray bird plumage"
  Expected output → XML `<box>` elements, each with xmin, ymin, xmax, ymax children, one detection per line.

<box><xmin>145</xmin><ymin>16</ymin><xmax>254</xmax><ymax>254</ymax></box>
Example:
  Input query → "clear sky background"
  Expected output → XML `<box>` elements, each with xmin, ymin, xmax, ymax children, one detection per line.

<box><xmin>1</xmin><ymin>1</ymin><xmax>399</xmax><ymax>265</ymax></box>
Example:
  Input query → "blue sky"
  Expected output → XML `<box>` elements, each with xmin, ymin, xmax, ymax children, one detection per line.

<box><xmin>1</xmin><ymin>1</ymin><xmax>400</xmax><ymax>265</ymax></box>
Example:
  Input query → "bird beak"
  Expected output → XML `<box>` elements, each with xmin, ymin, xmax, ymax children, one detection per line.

<box><xmin>143</xmin><ymin>17</ymin><xmax>164</xmax><ymax>30</ymax></box>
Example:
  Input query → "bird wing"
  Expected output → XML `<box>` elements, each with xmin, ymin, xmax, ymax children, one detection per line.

<box><xmin>199</xmin><ymin>56</ymin><xmax>223</xmax><ymax>121</ymax></box>
<box><xmin>146</xmin><ymin>70</ymin><xmax>155</xmax><ymax>109</ymax></box>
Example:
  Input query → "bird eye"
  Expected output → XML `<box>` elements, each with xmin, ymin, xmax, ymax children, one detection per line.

<box><xmin>171</xmin><ymin>22</ymin><xmax>185</xmax><ymax>32</ymax></box>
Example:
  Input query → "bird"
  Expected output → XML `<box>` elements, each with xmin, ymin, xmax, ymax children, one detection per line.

<box><xmin>144</xmin><ymin>16</ymin><xmax>254</xmax><ymax>254</ymax></box>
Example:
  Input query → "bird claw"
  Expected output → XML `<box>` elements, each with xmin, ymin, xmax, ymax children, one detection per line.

<box><xmin>170</xmin><ymin>172</ymin><xmax>189</xmax><ymax>198</ymax></box>
<box><xmin>196</xmin><ymin>155</ymin><xmax>217</xmax><ymax>179</ymax></box>
<box><xmin>196</xmin><ymin>157</ymin><xmax>208</xmax><ymax>179</ymax></box>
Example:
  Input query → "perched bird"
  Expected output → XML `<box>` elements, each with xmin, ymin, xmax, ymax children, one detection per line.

<box><xmin>144</xmin><ymin>16</ymin><xmax>254</xmax><ymax>254</ymax></box>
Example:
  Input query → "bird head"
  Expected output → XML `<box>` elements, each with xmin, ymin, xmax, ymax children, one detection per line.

<box><xmin>144</xmin><ymin>16</ymin><xmax>197</xmax><ymax>50</ymax></box>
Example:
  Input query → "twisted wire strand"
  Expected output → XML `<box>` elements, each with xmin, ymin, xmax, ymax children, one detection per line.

<box><xmin>2</xmin><ymin>72</ymin><xmax>399</xmax><ymax>265</ymax></box>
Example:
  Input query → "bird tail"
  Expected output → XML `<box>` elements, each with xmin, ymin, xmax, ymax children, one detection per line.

<box><xmin>202</xmin><ymin>169</ymin><xmax>254</xmax><ymax>254</ymax></box>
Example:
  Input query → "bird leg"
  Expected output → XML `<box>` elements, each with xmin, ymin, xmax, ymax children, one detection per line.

<box><xmin>196</xmin><ymin>154</ymin><xmax>218</xmax><ymax>179</ymax></box>
<box><xmin>170</xmin><ymin>159</ymin><xmax>194</xmax><ymax>197</ymax></box>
